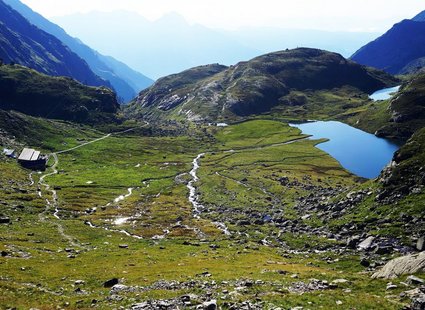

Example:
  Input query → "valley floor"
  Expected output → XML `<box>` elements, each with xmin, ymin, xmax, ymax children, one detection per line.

<box><xmin>0</xmin><ymin>118</ymin><xmax>423</xmax><ymax>309</ymax></box>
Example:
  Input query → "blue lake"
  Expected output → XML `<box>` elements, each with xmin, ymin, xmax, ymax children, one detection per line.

<box><xmin>290</xmin><ymin>121</ymin><xmax>400</xmax><ymax>179</ymax></box>
<box><xmin>370</xmin><ymin>86</ymin><xmax>400</xmax><ymax>101</ymax></box>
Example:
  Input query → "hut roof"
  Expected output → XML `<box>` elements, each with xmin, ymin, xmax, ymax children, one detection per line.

<box><xmin>18</xmin><ymin>148</ymin><xmax>40</xmax><ymax>161</ymax></box>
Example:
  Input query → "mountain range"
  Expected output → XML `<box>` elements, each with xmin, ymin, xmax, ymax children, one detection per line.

<box><xmin>351</xmin><ymin>10</ymin><xmax>425</xmax><ymax>75</ymax></box>
<box><xmin>0</xmin><ymin>0</ymin><xmax>108</xmax><ymax>88</ymax></box>
<box><xmin>52</xmin><ymin>11</ymin><xmax>380</xmax><ymax>79</ymax></box>
<box><xmin>2</xmin><ymin>0</ymin><xmax>153</xmax><ymax>102</ymax></box>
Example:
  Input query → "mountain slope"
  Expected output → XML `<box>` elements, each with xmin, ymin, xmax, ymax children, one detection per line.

<box><xmin>127</xmin><ymin>48</ymin><xmax>397</xmax><ymax>122</ymax></box>
<box><xmin>412</xmin><ymin>10</ymin><xmax>425</xmax><ymax>22</ymax></box>
<box><xmin>97</xmin><ymin>53</ymin><xmax>153</xmax><ymax>95</ymax></box>
<box><xmin>0</xmin><ymin>64</ymin><xmax>119</xmax><ymax>124</ymax></box>
<box><xmin>376</xmin><ymin>74</ymin><xmax>425</xmax><ymax>139</ymax></box>
<box><xmin>3</xmin><ymin>0</ymin><xmax>153</xmax><ymax>102</ymax></box>
<box><xmin>0</xmin><ymin>0</ymin><xmax>109</xmax><ymax>88</ymax></box>
<box><xmin>351</xmin><ymin>20</ymin><xmax>425</xmax><ymax>74</ymax></box>
<box><xmin>380</xmin><ymin>127</ymin><xmax>425</xmax><ymax>197</ymax></box>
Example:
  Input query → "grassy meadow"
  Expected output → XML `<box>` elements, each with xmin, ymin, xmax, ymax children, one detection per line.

<box><xmin>0</xmin><ymin>118</ymin><xmax>414</xmax><ymax>309</ymax></box>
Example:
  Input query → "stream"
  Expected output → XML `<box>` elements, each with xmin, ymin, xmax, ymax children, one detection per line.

<box><xmin>186</xmin><ymin>137</ymin><xmax>310</xmax><ymax>236</ymax></box>
<box><xmin>188</xmin><ymin>153</ymin><xmax>205</xmax><ymax>218</ymax></box>
<box><xmin>187</xmin><ymin>153</ymin><xmax>232</xmax><ymax>236</ymax></box>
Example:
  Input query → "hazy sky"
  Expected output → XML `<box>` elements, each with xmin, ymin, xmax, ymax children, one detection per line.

<box><xmin>20</xmin><ymin>0</ymin><xmax>424</xmax><ymax>32</ymax></box>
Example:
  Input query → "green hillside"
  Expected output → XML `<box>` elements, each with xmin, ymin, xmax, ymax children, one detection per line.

<box><xmin>0</xmin><ymin>64</ymin><xmax>119</xmax><ymax>124</ymax></box>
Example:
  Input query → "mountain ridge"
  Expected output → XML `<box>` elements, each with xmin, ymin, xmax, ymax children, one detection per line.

<box><xmin>351</xmin><ymin>19</ymin><xmax>425</xmax><ymax>74</ymax></box>
<box><xmin>412</xmin><ymin>10</ymin><xmax>425</xmax><ymax>22</ymax></box>
<box><xmin>3</xmin><ymin>0</ymin><xmax>153</xmax><ymax>102</ymax></box>
<box><xmin>53</xmin><ymin>10</ymin><xmax>260</xmax><ymax>79</ymax></box>
<box><xmin>0</xmin><ymin>0</ymin><xmax>109</xmax><ymax>88</ymax></box>
<box><xmin>52</xmin><ymin>11</ymin><xmax>379</xmax><ymax>79</ymax></box>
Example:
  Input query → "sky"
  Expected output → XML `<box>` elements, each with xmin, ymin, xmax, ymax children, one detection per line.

<box><xmin>20</xmin><ymin>0</ymin><xmax>425</xmax><ymax>32</ymax></box>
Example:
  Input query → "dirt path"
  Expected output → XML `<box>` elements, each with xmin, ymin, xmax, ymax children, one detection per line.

<box><xmin>39</xmin><ymin>153</ymin><xmax>86</xmax><ymax>249</ymax></box>
<box><xmin>38</xmin><ymin>127</ymin><xmax>143</xmax><ymax>247</ymax></box>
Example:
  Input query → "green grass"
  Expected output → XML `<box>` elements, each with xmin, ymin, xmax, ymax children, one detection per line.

<box><xmin>0</xmin><ymin>117</ymin><xmax>420</xmax><ymax>309</ymax></box>
<box><xmin>214</xmin><ymin>119</ymin><xmax>306</xmax><ymax>148</ymax></box>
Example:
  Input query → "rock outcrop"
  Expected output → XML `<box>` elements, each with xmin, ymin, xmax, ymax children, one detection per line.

<box><xmin>372</xmin><ymin>252</ymin><xmax>425</xmax><ymax>279</ymax></box>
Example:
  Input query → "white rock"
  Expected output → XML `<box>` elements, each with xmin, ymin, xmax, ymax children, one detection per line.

<box><xmin>358</xmin><ymin>236</ymin><xmax>375</xmax><ymax>250</ymax></box>
<box><xmin>372</xmin><ymin>252</ymin><xmax>425</xmax><ymax>279</ymax></box>
<box><xmin>332</xmin><ymin>279</ymin><xmax>349</xmax><ymax>284</ymax></box>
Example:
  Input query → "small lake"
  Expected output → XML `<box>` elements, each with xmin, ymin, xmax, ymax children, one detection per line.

<box><xmin>290</xmin><ymin>121</ymin><xmax>400</xmax><ymax>179</ymax></box>
<box><xmin>370</xmin><ymin>86</ymin><xmax>400</xmax><ymax>101</ymax></box>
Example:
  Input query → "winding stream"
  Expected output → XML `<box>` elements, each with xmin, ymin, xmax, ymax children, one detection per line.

<box><xmin>85</xmin><ymin>220</ymin><xmax>143</xmax><ymax>240</ymax></box>
<box><xmin>187</xmin><ymin>153</ymin><xmax>205</xmax><ymax>218</ymax></box>
<box><xmin>187</xmin><ymin>153</ymin><xmax>232</xmax><ymax>236</ymax></box>
<box><xmin>186</xmin><ymin>137</ymin><xmax>310</xmax><ymax>236</ymax></box>
<box><xmin>114</xmin><ymin>188</ymin><xmax>134</xmax><ymax>203</ymax></box>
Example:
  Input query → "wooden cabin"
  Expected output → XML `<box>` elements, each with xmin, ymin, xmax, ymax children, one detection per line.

<box><xmin>18</xmin><ymin>148</ymin><xmax>47</xmax><ymax>170</ymax></box>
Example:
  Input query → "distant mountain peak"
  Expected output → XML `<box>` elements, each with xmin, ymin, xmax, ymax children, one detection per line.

<box><xmin>155</xmin><ymin>11</ymin><xmax>188</xmax><ymax>25</ymax></box>
<box><xmin>412</xmin><ymin>10</ymin><xmax>425</xmax><ymax>22</ymax></box>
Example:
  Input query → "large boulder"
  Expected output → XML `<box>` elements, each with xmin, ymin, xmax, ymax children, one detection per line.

<box><xmin>372</xmin><ymin>252</ymin><xmax>425</xmax><ymax>279</ymax></box>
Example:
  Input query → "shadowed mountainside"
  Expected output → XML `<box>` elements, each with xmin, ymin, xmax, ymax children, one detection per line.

<box><xmin>0</xmin><ymin>64</ymin><xmax>119</xmax><ymax>124</ymax></box>
<box><xmin>351</xmin><ymin>19</ymin><xmax>425</xmax><ymax>75</ymax></box>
